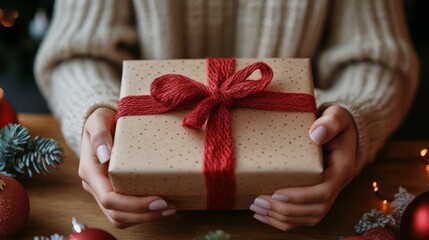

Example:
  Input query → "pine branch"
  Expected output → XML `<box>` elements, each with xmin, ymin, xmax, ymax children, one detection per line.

<box><xmin>0</xmin><ymin>124</ymin><xmax>64</xmax><ymax>177</ymax></box>
<box><xmin>194</xmin><ymin>230</ymin><xmax>230</xmax><ymax>240</ymax></box>
<box><xmin>0</xmin><ymin>124</ymin><xmax>30</xmax><ymax>157</ymax></box>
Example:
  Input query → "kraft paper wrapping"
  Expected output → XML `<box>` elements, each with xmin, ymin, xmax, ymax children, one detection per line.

<box><xmin>109</xmin><ymin>58</ymin><xmax>323</xmax><ymax>210</ymax></box>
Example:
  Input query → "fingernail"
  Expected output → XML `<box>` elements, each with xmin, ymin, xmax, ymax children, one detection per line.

<box><xmin>96</xmin><ymin>144</ymin><xmax>110</xmax><ymax>164</ymax></box>
<box><xmin>250</xmin><ymin>204</ymin><xmax>268</xmax><ymax>215</ymax></box>
<box><xmin>310</xmin><ymin>126</ymin><xmax>327</xmax><ymax>144</ymax></box>
<box><xmin>253</xmin><ymin>214</ymin><xmax>269</xmax><ymax>224</ymax></box>
<box><xmin>254</xmin><ymin>197</ymin><xmax>271</xmax><ymax>209</ymax></box>
<box><xmin>272</xmin><ymin>193</ymin><xmax>289</xmax><ymax>201</ymax></box>
<box><xmin>149</xmin><ymin>199</ymin><xmax>168</xmax><ymax>211</ymax></box>
<box><xmin>161</xmin><ymin>209</ymin><xmax>176</xmax><ymax>216</ymax></box>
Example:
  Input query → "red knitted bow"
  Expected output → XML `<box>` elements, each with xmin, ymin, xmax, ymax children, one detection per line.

<box><xmin>116</xmin><ymin>58</ymin><xmax>317</xmax><ymax>210</ymax></box>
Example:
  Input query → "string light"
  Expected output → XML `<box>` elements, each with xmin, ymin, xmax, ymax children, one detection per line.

<box><xmin>372</xmin><ymin>181</ymin><xmax>392</xmax><ymax>203</ymax></box>
<box><xmin>421</xmin><ymin>148</ymin><xmax>428</xmax><ymax>158</ymax></box>
<box><xmin>372</xmin><ymin>148</ymin><xmax>429</xmax><ymax>205</ymax></box>
<box><xmin>0</xmin><ymin>8</ymin><xmax>19</xmax><ymax>28</ymax></box>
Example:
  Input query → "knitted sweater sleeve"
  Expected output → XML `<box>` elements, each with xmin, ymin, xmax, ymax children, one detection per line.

<box><xmin>34</xmin><ymin>0</ymin><xmax>138</xmax><ymax>154</ymax></box>
<box><xmin>314</xmin><ymin>0</ymin><xmax>420</xmax><ymax>173</ymax></box>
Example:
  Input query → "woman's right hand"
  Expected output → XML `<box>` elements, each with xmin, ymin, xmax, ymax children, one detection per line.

<box><xmin>79</xmin><ymin>108</ymin><xmax>176</xmax><ymax>228</ymax></box>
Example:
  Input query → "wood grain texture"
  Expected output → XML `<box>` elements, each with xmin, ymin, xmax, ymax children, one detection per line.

<box><xmin>15</xmin><ymin>114</ymin><xmax>429</xmax><ymax>240</ymax></box>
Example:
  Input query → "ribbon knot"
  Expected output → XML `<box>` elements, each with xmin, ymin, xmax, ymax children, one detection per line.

<box><xmin>211</xmin><ymin>89</ymin><xmax>233</xmax><ymax>108</ymax></box>
<box><xmin>115</xmin><ymin>58</ymin><xmax>317</xmax><ymax>210</ymax></box>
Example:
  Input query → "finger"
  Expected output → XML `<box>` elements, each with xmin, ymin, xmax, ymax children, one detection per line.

<box><xmin>80</xmin><ymin>134</ymin><xmax>170</xmax><ymax>213</ymax></box>
<box><xmin>267</xmin><ymin>210</ymin><xmax>321</xmax><ymax>226</ymax></box>
<box><xmin>308</xmin><ymin>105</ymin><xmax>352</xmax><ymax>145</ymax></box>
<box><xmin>85</xmin><ymin>182</ymin><xmax>175</xmax><ymax>225</ymax></box>
<box><xmin>251</xmin><ymin>200</ymin><xmax>325</xmax><ymax>218</ymax></box>
<box><xmin>85</xmin><ymin>108</ymin><xmax>116</xmax><ymax>164</ymax></box>
<box><xmin>265</xmin><ymin>167</ymin><xmax>344</xmax><ymax>205</ymax></box>
<box><xmin>253</xmin><ymin>214</ymin><xmax>299</xmax><ymax>231</ymax></box>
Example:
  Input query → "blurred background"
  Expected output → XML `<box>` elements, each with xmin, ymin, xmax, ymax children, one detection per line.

<box><xmin>0</xmin><ymin>0</ymin><xmax>428</xmax><ymax>139</ymax></box>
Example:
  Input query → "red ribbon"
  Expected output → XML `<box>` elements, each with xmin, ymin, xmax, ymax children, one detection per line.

<box><xmin>116</xmin><ymin>58</ymin><xmax>317</xmax><ymax>210</ymax></box>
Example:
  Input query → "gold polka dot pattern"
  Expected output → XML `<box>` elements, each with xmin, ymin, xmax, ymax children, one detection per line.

<box><xmin>109</xmin><ymin>58</ymin><xmax>323</xmax><ymax>210</ymax></box>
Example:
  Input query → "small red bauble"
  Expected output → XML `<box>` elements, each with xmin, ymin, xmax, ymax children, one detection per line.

<box><xmin>340</xmin><ymin>236</ymin><xmax>365</xmax><ymax>240</ymax></box>
<box><xmin>68</xmin><ymin>218</ymin><xmax>117</xmax><ymax>240</ymax></box>
<box><xmin>400</xmin><ymin>191</ymin><xmax>429</xmax><ymax>240</ymax></box>
<box><xmin>0</xmin><ymin>88</ymin><xmax>18</xmax><ymax>128</ymax></box>
<box><xmin>361</xmin><ymin>227</ymin><xmax>398</xmax><ymax>240</ymax></box>
<box><xmin>0</xmin><ymin>174</ymin><xmax>30</xmax><ymax>238</ymax></box>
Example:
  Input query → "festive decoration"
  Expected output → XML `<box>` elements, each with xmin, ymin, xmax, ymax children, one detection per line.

<box><xmin>0</xmin><ymin>8</ymin><xmax>19</xmax><ymax>27</ymax></box>
<box><xmin>372</xmin><ymin>147</ymin><xmax>429</xmax><ymax>204</ymax></box>
<box><xmin>421</xmin><ymin>148</ymin><xmax>429</xmax><ymax>173</ymax></box>
<box><xmin>110</xmin><ymin>58</ymin><xmax>323</xmax><ymax>210</ymax></box>
<box><xmin>355</xmin><ymin>187</ymin><xmax>415</xmax><ymax>235</ymax></box>
<box><xmin>0</xmin><ymin>123</ymin><xmax>63</xmax><ymax>177</ymax></box>
<box><xmin>68</xmin><ymin>218</ymin><xmax>117</xmax><ymax>240</ymax></box>
<box><xmin>361</xmin><ymin>227</ymin><xmax>398</xmax><ymax>240</ymax></box>
<box><xmin>115</xmin><ymin>58</ymin><xmax>317</xmax><ymax>210</ymax></box>
<box><xmin>193</xmin><ymin>230</ymin><xmax>230</xmax><ymax>240</ymax></box>
<box><xmin>33</xmin><ymin>234</ymin><xmax>65</xmax><ymax>240</ymax></box>
<box><xmin>0</xmin><ymin>88</ymin><xmax>18</xmax><ymax>128</ymax></box>
<box><xmin>400</xmin><ymin>191</ymin><xmax>429</xmax><ymax>240</ymax></box>
<box><xmin>343</xmin><ymin>147</ymin><xmax>429</xmax><ymax>239</ymax></box>
<box><xmin>372</xmin><ymin>181</ymin><xmax>393</xmax><ymax>204</ymax></box>
<box><xmin>0</xmin><ymin>174</ymin><xmax>30</xmax><ymax>238</ymax></box>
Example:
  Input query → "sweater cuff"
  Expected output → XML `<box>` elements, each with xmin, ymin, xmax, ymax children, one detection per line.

<box><xmin>315</xmin><ymin>63</ymin><xmax>411</xmax><ymax>174</ymax></box>
<box><xmin>50</xmin><ymin>59</ymin><xmax>120</xmax><ymax>154</ymax></box>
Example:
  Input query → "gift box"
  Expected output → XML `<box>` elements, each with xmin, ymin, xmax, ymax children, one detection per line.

<box><xmin>109</xmin><ymin>58</ymin><xmax>323</xmax><ymax>210</ymax></box>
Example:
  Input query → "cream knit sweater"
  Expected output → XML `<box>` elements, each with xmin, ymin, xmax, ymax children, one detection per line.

<box><xmin>35</xmin><ymin>0</ymin><xmax>419</xmax><ymax>173</ymax></box>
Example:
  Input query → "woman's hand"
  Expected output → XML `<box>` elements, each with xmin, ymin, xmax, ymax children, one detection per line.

<box><xmin>249</xmin><ymin>105</ymin><xmax>357</xmax><ymax>231</ymax></box>
<box><xmin>78</xmin><ymin>108</ymin><xmax>176</xmax><ymax>228</ymax></box>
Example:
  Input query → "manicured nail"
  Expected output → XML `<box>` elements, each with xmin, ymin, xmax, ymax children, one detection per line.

<box><xmin>272</xmin><ymin>193</ymin><xmax>289</xmax><ymax>201</ymax></box>
<box><xmin>96</xmin><ymin>144</ymin><xmax>110</xmax><ymax>164</ymax></box>
<box><xmin>149</xmin><ymin>199</ymin><xmax>168</xmax><ymax>211</ymax></box>
<box><xmin>161</xmin><ymin>209</ymin><xmax>176</xmax><ymax>216</ymax></box>
<box><xmin>254</xmin><ymin>197</ymin><xmax>271</xmax><ymax>209</ymax></box>
<box><xmin>250</xmin><ymin>204</ymin><xmax>268</xmax><ymax>216</ymax></box>
<box><xmin>253</xmin><ymin>214</ymin><xmax>269</xmax><ymax>224</ymax></box>
<box><xmin>310</xmin><ymin>126</ymin><xmax>327</xmax><ymax>144</ymax></box>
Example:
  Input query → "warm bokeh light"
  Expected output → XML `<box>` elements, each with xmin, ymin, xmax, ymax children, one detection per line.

<box><xmin>383</xmin><ymin>200</ymin><xmax>388</xmax><ymax>205</ymax></box>
<box><xmin>421</xmin><ymin>148</ymin><xmax>428</xmax><ymax>158</ymax></box>
<box><xmin>373</xmin><ymin>181</ymin><xmax>379</xmax><ymax>192</ymax></box>
<box><xmin>0</xmin><ymin>8</ymin><xmax>19</xmax><ymax>27</ymax></box>
<box><xmin>426</xmin><ymin>164</ymin><xmax>429</xmax><ymax>172</ymax></box>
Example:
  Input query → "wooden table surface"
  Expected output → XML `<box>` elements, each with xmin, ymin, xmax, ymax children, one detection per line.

<box><xmin>14</xmin><ymin>114</ymin><xmax>429</xmax><ymax>240</ymax></box>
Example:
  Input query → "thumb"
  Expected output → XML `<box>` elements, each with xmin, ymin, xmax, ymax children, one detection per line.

<box><xmin>308</xmin><ymin>106</ymin><xmax>351</xmax><ymax>145</ymax></box>
<box><xmin>85</xmin><ymin>108</ymin><xmax>116</xmax><ymax>164</ymax></box>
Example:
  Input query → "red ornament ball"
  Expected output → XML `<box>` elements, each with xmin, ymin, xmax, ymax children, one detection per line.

<box><xmin>0</xmin><ymin>174</ymin><xmax>30</xmax><ymax>238</ymax></box>
<box><xmin>69</xmin><ymin>228</ymin><xmax>117</xmax><ymax>240</ymax></box>
<box><xmin>400</xmin><ymin>191</ymin><xmax>429</xmax><ymax>240</ymax></box>
<box><xmin>68</xmin><ymin>218</ymin><xmax>117</xmax><ymax>240</ymax></box>
<box><xmin>340</xmin><ymin>236</ymin><xmax>365</xmax><ymax>240</ymax></box>
<box><xmin>361</xmin><ymin>227</ymin><xmax>398</xmax><ymax>240</ymax></box>
<box><xmin>0</xmin><ymin>89</ymin><xmax>18</xmax><ymax>128</ymax></box>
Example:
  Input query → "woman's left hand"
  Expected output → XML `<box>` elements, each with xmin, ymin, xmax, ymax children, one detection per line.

<box><xmin>249</xmin><ymin>105</ymin><xmax>357</xmax><ymax>231</ymax></box>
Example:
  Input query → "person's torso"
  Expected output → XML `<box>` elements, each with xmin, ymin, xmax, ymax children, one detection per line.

<box><xmin>132</xmin><ymin>0</ymin><xmax>330</xmax><ymax>59</ymax></box>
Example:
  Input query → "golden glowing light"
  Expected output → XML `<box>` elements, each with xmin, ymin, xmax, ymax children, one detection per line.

<box><xmin>421</xmin><ymin>148</ymin><xmax>428</xmax><ymax>157</ymax></box>
<box><xmin>382</xmin><ymin>200</ymin><xmax>388</xmax><ymax>205</ymax></box>
<box><xmin>426</xmin><ymin>164</ymin><xmax>429</xmax><ymax>172</ymax></box>
<box><xmin>372</xmin><ymin>181</ymin><xmax>379</xmax><ymax>192</ymax></box>
<box><xmin>0</xmin><ymin>8</ymin><xmax>19</xmax><ymax>27</ymax></box>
